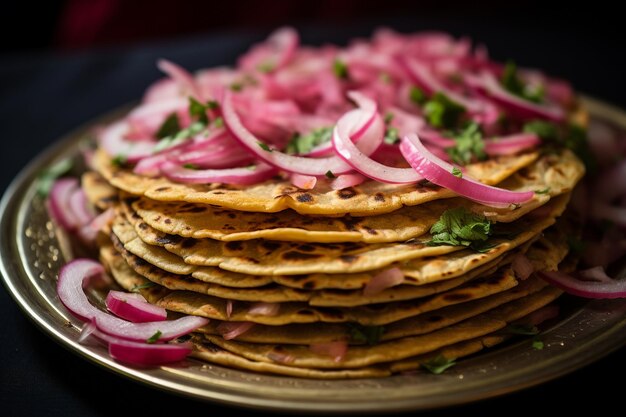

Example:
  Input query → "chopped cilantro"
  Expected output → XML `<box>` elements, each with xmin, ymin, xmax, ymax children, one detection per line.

<box><xmin>154</xmin><ymin>121</ymin><xmax>206</xmax><ymax>153</ymax></box>
<box><xmin>409</xmin><ymin>86</ymin><xmax>427</xmax><ymax>105</ymax></box>
<box><xmin>36</xmin><ymin>157</ymin><xmax>73</xmax><ymax>197</ymax></box>
<box><xmin>230</xmin><ymin>82</ymin><xmax>243</xmax><ymax>92</ymax></box>
<box><xmin>446</xmin><ymin>122</ymin><xmax>486</xmax><ymax>165</ymax></box>
<box><xmin>501</xmin><ymin>60</ymin><xmax>544</xmax><ymax>103</ymax></box>
<box><xmin>257</xmin><ymin>60</ymin><xmax>275</xmax><ymax>73</ymax></box>
<box><xmin>285</xmin><ymin>127</ymin><xmax>333</xmax><ymax>154</ymax></box>
<box><xmin>188</xmin><ymin>97</ymin><xmax>210</xmax><ymax>124</ymax></box>
<box><xmin>506</xmin><ymin>324</ymin><xmax>539</xmax><ymax>336</ymax></box>
<box><xmin>423</xmin><ymin>92</ymin><xmax>466</xmax><ymax>129</ymax></box>
<box><xmin>325</xmin><ymin>170</ymin><xmax>336</xmax><ymax>179</ymax></box>
<box><xmin>183</xmin><ymin>164</ymin><xmax>199</xmax><ymax>170</ymax></box>
<box><xmin>207</xmin><ymin>100</ymin><xmax>219</xmax><ymax>110</ymax></box>
<box><xmin>111</xmin><ymin>154</ymin><xmax>128</xmax><ymax>167</ymax></box>
<box><xmin>532</xmin><ymin>339</ymin><xmax>545</xmax><ymax>350</ymax></box>
<box><xmin>421</xmin><ymin>355</ymin><xmax>457</xmax><ymax>375</ymax></box>
<box><xmin>155</xmin><ymin>113</ymin><xmax>181</xmax><ymax>139</ymax></box>
<box><xmin>535</xmin><ymin>187</ymin><xmax>551</xmax><ymax>195</ymax></box>
<box><xmin>213</xmin><ymin>117</ymin><xmax>224</xmax><ymax>128</ymax></box>
<box><xmin>427</xmin><ymin>207</ymin><xmax>493</xmax><ymax>251</ymax></box>
<box><xmin>451</xmin><ymin>166</ymin><xmax>463</xmax><ymax>178</ymax></box>
<box><xmin>523</xmin><ymin>120</ymin><xmax>560</xmax><ymax>142</ymax></box>
<box><xmin>384</xmin><ymin>112</ymin><xmax>394</xmax><ymax>125</ymax></box>
<box><xmin>384</xmin><ymin>126</ymin><xmax>400</xmax><ymax>144</ymax></box>
<box><xmin>131</xmin><ymin>282</ymin><xmax>156</xmax><ymax>293</ymax></box>
<box><xmin>333</xmin><ymin>59</ymin><xmax>349</xmax><ymax>79</ymax></box>
<box><xmin>348</xmin><ymin>323</ymin><xmax>385</xmax><ymax>345</ymax></box>
<box><xmin>146</xmin><ymin>330</ymin><xmax>162</xmax><ymax>344</ymax></box>
<box><xmin>258</xmin><ymin>142</ymin><xmax>273</xmax><ymax>152</ymax></box>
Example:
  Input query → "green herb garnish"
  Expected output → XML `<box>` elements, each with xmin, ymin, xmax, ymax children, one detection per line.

<box><xmin>36</xmin><ymin>157</ymin><xmax>73</xmax><ymax>197</ymax></box>
<box><xmin>535</xmin><ymin>187</ymin><xmax>551</xmax><ymax>195</ymax></box>
<box><xmin>183</xmin><ymin>164</ymin><xmax>199</xmax><ymax>170</ymax></box>
<box><xmin>423</xmin><ymin>92</ymin><xmax>466</xmax><ymax>129</ymax></box>
<box><xmin>348</xmin><ymin>324</ymin><xmax>385</xmax><ymax>345</ymax></box>
<box><xmin>333</xmin><ymin>59</ymin><xmax>349</xmax><ymax>79</ymax></box>
<box><xmin>154</xmin><ymin>121</ymin><xmax>206</xmax><ymax>153</ymax></box>
<box><xmin>532</xmin><ymin>339</ymin><xmax>545</xmax><ymax>350</ymax></box>
<box><xmin>213</xmin><ymin>117</ymin><xmax>224</xmax><ymax>128</ymax></box>
<box><xmin>111</xmin><ymin>154</ymin><xmax>128</xmax><ymax>167</ymax></box>
<box><xmin>446</xmin><ymin>122</ymin><xmax>486</xmax><ymax>165</ymax></box>
<box><xmin>427</xmin><ymin>207</ymin><xmax>493</xmax><ymax>251</ymax></box>
<box><xmin>384</xmin><ymin>126</ymin><xmax>400</xmax><ymax>144</ymax></box>
<box><xmin>409</xmin><ymin>86</ymin><xmax>427</xmax><ymax>106</ymax></box>
<box><xmin>523</xmin><ymin>120</ymin><xmax>560</xmax><ymax>142</ymax></box>
<box><xmin>188</xmin><ymin>97</ymin><xmax>211</xmax><ymax>124</ymax></box>
<box><xmin>501</xmin><ymin>60</ymin><xmax>544</xmax><ymax>103</ymax></box>
<box><xmin>257</xmin><ymin>60</ymin><xmax>275</xmax><ymax>73</ymax></box>
<box><xmin>325</xmin><ymin>170</ymin><xmax>336</xmax><ymax>179</ymax></box>
<box><xmin>146</xmin><ymin>330</ymin><xmax>162</xmax><ymax>344</ymax></box>
<box><xmin>285</xmin><ymin>127</ymin><xmax>333</xmax><ymax>154</ymax></box>
<box><xmin>131</xmin><ymin>282</ymin><xmax>156</xmax><ymax>293</ymax></box>
<box><xmin>451</xmin><ymin>166</ymin><xmax>463</xmax><ymax>178</ymax></box>
<box><xmin>421</xmin><ymin>355</ymin><xmax>457</xmax><ymax>375</ymax></box>
<box><xmin>155</xmin><ymin>113</ymin><xmax>181</xmax><ymax>139</ymax></box>
<box><xmin>258</xmin><ymin>142</ymin><xmax>273</xmax><ymax>152</ymax></box>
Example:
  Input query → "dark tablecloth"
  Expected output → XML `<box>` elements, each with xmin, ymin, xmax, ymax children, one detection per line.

<box><xmin>1</xmin><ymin>16</ymin><xmax>625</xmax><ymax>417</ymax></box>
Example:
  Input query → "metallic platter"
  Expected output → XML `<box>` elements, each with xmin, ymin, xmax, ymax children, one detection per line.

<box><xmin>1</xmin><ymin>95</ymin><xmax>625</xmax><ymax>414</ymax></box>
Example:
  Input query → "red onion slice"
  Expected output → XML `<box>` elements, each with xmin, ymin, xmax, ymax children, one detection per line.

<box><xmin>222</xmin><ymin>91</ymin><xmax>379</xmax><ymax>176</ymax></box>
<box><xmin>511</xmin><ymin>254</ymin><xmax>535</xmax><ymax>280</ymax></box>
<box><xmin>88</xmin><ymin>324</ymin><xmax>193</xmax><ymax>366</ymax></box>
<box><xmin>47</xmin><ymin>178</ymin><xmax>81</xmax><ymax>231</ymax></box>
<box><xmin>363</xmin><ymin>267</ymin><xmax>405</xmax><ymax>295</ymax></box>
<box><xmin>68</xmin><ymin>188</ymin><xmax>96</xmax><ymax>226</ymax></box>
<box><xmin>475</xmin><ymin>71</ymin><xmax>565</xmax><ymax>122</ymax></box>
<box><xmin>216</xmin><ymin>321</ymin><xmax>255</xmax><ymax>340</ymax></box>
<box><xmin>157</xmin><ymin>59</ymin><xmax>203</xmax><ymax>100</ymax></box>
<box><xmin>77</xmin><ymin>207</ymin><xmax>116</xmax><ymax>244</ymax></box>
<box><xmin>106</xmin><ymin>290</ymin><xmax>168</xmax><ymax>323</ymax></box>
<box><xmin>99</xmin><ymin>121</ymin><xmax>155</xmax><ymax>163</ymax></box>
<box><xmin>332</xmin><ymin>93</ymin><xmax>422</xmax><ymax>184</ymax></box>
<box><xmin>57</xmin><ymin>259</ymin><xmax>208</xmax><ymax>341</ymax></box>
<box><xmin>160</xmin><ymin>161</ymin><xmax>277</xmax><ymax>185</ymax></box>
<box><xmin>399</xmin><ymin>133</ymin><xmax>535</xmax><ymax>207</ymax></box>
<box><xmin>330</xmin><ymin>173</ymin><xmax>366</xmax><ymax>190</ymax></box>
<box><xmin>247</xmin><ymin>302</ymin><xmax>280</xmax><ymax>316</ymax></box>
<box><xmin>290</xmin><ymin>173</ymin><xmax>317</xmax><ymax>190</ymax></box>
<box><xmin>309</xmin><ymin>341</ymin><xmax>348</xmax><ymax>362</ymax></box>
<box><xmin>539</xmin><ymin>270</ymin><xmax>626</xmax><ymax>299</ymax></box>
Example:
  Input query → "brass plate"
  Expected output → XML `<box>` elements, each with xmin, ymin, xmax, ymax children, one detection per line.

<box><xmin>1</xmin><ymin>96</ymin><xmax>625</xmax><ymax>414</ymax></box>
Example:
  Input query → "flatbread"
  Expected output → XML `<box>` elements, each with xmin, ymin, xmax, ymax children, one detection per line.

<box><xmin>81</xmin><ymin>171</ymin><xmax>118</xmax><ymax>210</ymax></box>
<box><xmin>94</xmin><ymin>147</ymin><xmax>541</xmax><ymax>215</ymax></box>
<box><xmin>128</xmin><ymin>149</ymin><xmax>581</xmax><ymax>243</ymax></box>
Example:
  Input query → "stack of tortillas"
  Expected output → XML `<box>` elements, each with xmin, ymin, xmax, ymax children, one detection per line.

<box><xmin>79</xmin><ymin>27</ymin><xmax>589</xmax><ymax>378</ymax></box>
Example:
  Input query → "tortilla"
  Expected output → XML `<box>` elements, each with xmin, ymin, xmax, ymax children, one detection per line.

<box><xmin>202</xmin><ymin>284</ymin><xmax>561</xmax><ymax>369</ymax></box>
<box><xmin>94</xmin><ymin>147</ymin><xmax>541</xmax><ymax>216</ymax></box>
<box><xmin>128</xmin><ymin>149</ymin><xmax>581</xmax><ymax>243</ymax></box>
<box><xmin>81</xmin><ymin>171</ymin><xmax>119</xmax><ymax>210</ymax></box>
<box><xmin>114</xmin><ymin>194</ymin><xmax>568</xmax><ymax>276</ymax></box>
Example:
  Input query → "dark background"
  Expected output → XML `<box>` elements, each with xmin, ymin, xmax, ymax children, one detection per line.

<box><xmin>1</xmin><ymin>1</ymin><xmax>625</xmax><ymax>416</ymax></box>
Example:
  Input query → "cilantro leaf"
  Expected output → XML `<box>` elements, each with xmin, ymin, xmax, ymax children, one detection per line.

<box><xmin>451</xmin><ymin>166</ymin><xmax>463</xmax><ymax>178</ymax></box>
<box><xmin>333</xmin><ymin>59</ymin><xmax>349</xmax><ymax>79</ymax></box>
<box><xmin>37</xmin><ymin>157</ymin><xmax>73</xmax><ymax>197</ymax></box>
<box><xmin>428</xmin><ymin>207</ymin><xmax>492</xmax><ymax>250</ymax></box>
<box><xmin>188</xmin><ymin>97</ymin><xmax>210</xmax><ymax>125</ymax></box>
<box><xmin>535</xmin><ymin>187</ymin><xmax>551</xmax><ymax>195</ymax></box>
<box><xmin>409</xmin><ymin>86</ymin><xmax>427</xmax><ymax>105</ymax></box>
<box><xmin>384</xmin><ymin>126</ymin><xmax>400</xmax><ymax>144</ymax></box>
<box><xmin>532</xmin><ymin>339</ymin><xmax>545</xmax><ymax>350</ymax></box>
<box><xmin>257</xmin><ymin>60</ymin><xmax>275</xmax><ymax>73</ymax></box>
<box><xmin>258</xmin><ymin>142</ymin><xmax>273</xmax><ymax>152</ymax></box>
<box><xmin>446</xmin><ymin>122</ymin><xmax>486</xmax><ymax>166</ymax></box>
<box><xmin>523</xmin><ymin>120</ymin><xmax>560</xmax><ymax>142</ymax></box>
<box><xmin>154</xmin><ymin>121</ymin><xmax>206</xmax><ymax>153</ymax></box>
<box><xmin>285</xmin><ymin>127</ymin><xmax>333</xmax><ymax>154</ymax></box>
<box><xmin>131</xmin><ymin>282</ymin><xmax>156</xmax><ymax>293</ymax></box>
<box><xmin>501</xmin><ymin>61</ymin><xmax>544</xmax><ymax>103</ymax></box>
<box><xmin>421</xmin><ymin>355</ymin><xmax>457</xmax><ymax>374</ymax></box>
<box><xmin>325</xmin><ymin>170</ymin><xmax>336</xmax><ymax>179</ymax></box>
<box><xmin>348</xmin><ymin>323</ymin><xmax>385</xmax><ymax>345</ymax></box>
<box><xmin>155</xmin><ymin>113</ymin><xmax>181</xmax><ymax>139</ymax></box>
<box><xmin>146</xmin><ymin>330</ymin><xmax>162</xmax><ymax>344</ymax></box>
<box><xmin>423</xmin><ymin>92</ymin><xmax>466</xmax><ymax>129</ymax></box>
<box><xmin>111</xmin><ymin>154</ymin><xmax>128</xmax><ymax>167</ymax></box>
